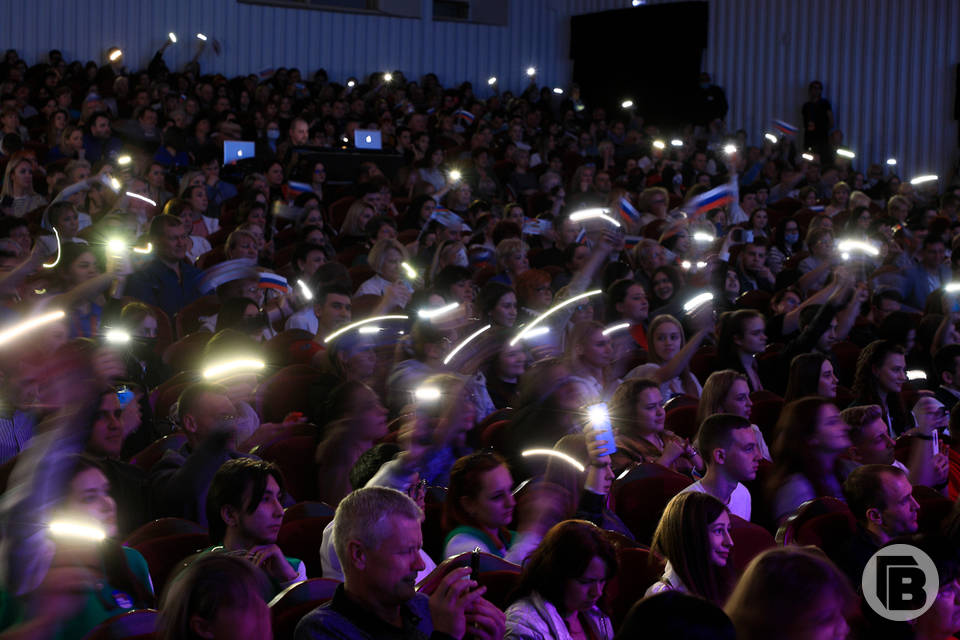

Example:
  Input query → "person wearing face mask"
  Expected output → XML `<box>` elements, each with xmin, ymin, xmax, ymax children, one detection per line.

<box><xmin>767</xmin><ymin>216</ymin><xmax>803</xmax><ymax>276</ymax></box>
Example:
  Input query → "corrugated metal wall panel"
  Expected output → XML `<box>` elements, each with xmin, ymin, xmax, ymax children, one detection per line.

<box><xmin>0</xmin><ymin>0</ymin><xmax>572</xmax><ymax>94</ymax></box>
<box><xmin>567</xmin><ymin>0</ymin><xmax>958</xmax><ymax>178</ymax></box>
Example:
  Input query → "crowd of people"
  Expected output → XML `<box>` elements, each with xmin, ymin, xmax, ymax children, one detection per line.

<box><xmin>0</xmin><ymin>39</ymin><xmax>957</xmax><ymax>640</ymax></box>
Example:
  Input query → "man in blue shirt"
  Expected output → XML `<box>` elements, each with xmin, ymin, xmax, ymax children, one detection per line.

<box><xmin>125</xmin><ymin>214</ymin><xmax>203</xmax><ymax>320</ymax></box>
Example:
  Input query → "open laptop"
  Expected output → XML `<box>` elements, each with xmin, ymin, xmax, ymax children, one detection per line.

<box><xmin>223</xmin><ymin>140</ymin><xmax>255</xmax><ymax>165</ymax></box>
<box><xmin>354</xmin><ymin>129</ymin><xmax>382</xmax><ymax>150</ymax></box>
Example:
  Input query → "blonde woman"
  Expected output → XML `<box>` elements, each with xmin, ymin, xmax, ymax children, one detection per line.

<box><xmin>0</xmin><ymin>152</ymin><xmax>47</xmax><ymax>217</ymax></box>
<box><xmin>338</xmin><ymin>200</ymin><xmax>376</xmax><ymax>249</ymax></box>
<box><xmin>355</xmin><ymin>237</ymin><xmax>414</xmax><ymax>308</ymax></box>
<box><xmin>697</xmin><ymin>369</ymin><xmax>772</xmax><ymax>461</ymax></box>
<box><xmin>626</xmin><ymin>314</ymin><xmax>710</xmax><ymax>401</ymax></box>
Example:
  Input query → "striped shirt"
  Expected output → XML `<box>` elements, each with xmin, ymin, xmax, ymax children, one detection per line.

<box><xmin>0</xmin><ymin>410</ymin><xmax>34</xmax><ymax>464</ymax></box>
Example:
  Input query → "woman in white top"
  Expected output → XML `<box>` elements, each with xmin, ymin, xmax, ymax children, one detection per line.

<box><xmin>504</xmin><ymin>520</ymin><xmax>616</xmax><ymax>640</ymax></box>
<box><xmin>626</xmin><ymin>314</ymin><xmax>709</xmax><ymax>401</ymax></box>
<box><xmin>646</xmin><ymin>491</ymin><xmax>734</xmax><ymax>606</ymax></box>
<box><xmin>355</xmin><ymin>237</ymin><xmax>414</xmax><ymax>302</ymax></box>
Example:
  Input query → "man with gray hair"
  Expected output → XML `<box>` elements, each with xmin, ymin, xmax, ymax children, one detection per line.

<box><xmin>296</xmin><ymin>487</ymin><xmax>504</xmax><ymax>639</ymax></box>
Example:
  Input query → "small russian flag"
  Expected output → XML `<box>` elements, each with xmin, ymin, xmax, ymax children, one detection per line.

<box><xmin>618</xmin><ymin>197</ymin><xmax>641</xmax><ymax>224</ymax></box>
<box><xmin>454</xmin><ymin>109</ymin><xmax>475</xmax><ymax>126</ymax></box>
<box><xmin>259</xmin><ymin>272</ymin><xmax>290</xmax><ymax>293</ymax></box>
<box><xmin>687</xmin><ymin>184</ymin><xmax>736</xmax><ymax>218</ymax></box>
<box><xmin>287</xmin><ymin>181</ymin><xmax>313</xmax><ymax>194</ymax></box>
<box><xmin>772</xmin><ymin>119</ymin><xmax>799</xmax><ymax>136</ymax></box>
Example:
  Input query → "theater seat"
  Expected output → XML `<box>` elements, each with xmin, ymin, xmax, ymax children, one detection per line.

<box><xmin>749</xmin><ymin>398</ymin><xmax>784</xmax><ymax>444</ymax></box>
<box><xmin>276</xmin><ymin>517</ymin><xmax>332</xmax><ymax>578</ymax></box>
<box><xmin>80</xmin><ymin>609</ymin><xmax>158</xmax><ymax>640</ymax></box>
<box><xmin>258</xmin><ymin>435</ymin><xmax>319</xmax><ymax>502</ymax></box>
<box><xmin>174</xmin><ymin>295</ymin><xmax>220</xmax><ymax>339</ymax></box>
<box><xmin>476</xmin><ymin>570</ymin><xmax>522</xmax><ymax>610</ymax></box>
<box><xmin>132</xmin><ymin>532</ymin><xmax>210</xmax><ymax>595</ymax></box>
<box><xmin>831</xmin><ymin>341</ymin><xmax>861</xmax><ymax>388</ymax></box>
<box><xmin>283</xmin><ymin>501</ymin><xmax>336</xmax><ymax>524</ymax></box>
<box><xmin>689</xmin><ymin>347</ymin><xmax>717</xmax><ymax>383</ymax></box>
<box><xmin>913</xmin><ymin>485</ymin><xmax>952</xmax><ymax>535</ymax></box>
<box><xmin>604</xmin><ymin>547</ymin><xmax>663</xmax><ymax>629</ymax></box>
<box><xmin>130</xmin><ymin>434</ymin><xmax>187</xmax><ymax>472</ymax></box>
<box><xmin>664</xmin><ymin>405</ymin><xmax>698</xmax><ymax>440</ymax></box>
<box><xmin>728</xmin><ymin>514</ymin><xmax>776</xmax><ymax>573</ymax></box>
<box><xmin>777</xmin><ymin>497</ymin><xmax>855</xmax><ymax>560</ymax></box>
<box><xmin>123</xmin><ymin>517</ymin><xmax>207</xmax><ymax>547</ymax></box>
<box><xmin>264</xmin><ymin>330</ymin><xmax>321</xmax><ymax>368</ymax></box>
<box><xmin>416</xmin><ymin>551</ymin><xmax>521</xmax><ymax>594</ymax></box>
<box><xmin>480</xmin><ymin>419</ymin><xmax>511</xmax><ymax>454</ymax></box>
<box><xmin>613</xmin><ymin>466</ymin><xmax>692</xmax><ymax>544</ymax></box>
<box><xmin>269</xmin><ymin>578</ymin><xmax>342</xmax><ymax>640</ymax></box>
<box><xmin>255</xmin><ymin>364</ymin><xmax>321</xmax><ymax>424</ymax></box>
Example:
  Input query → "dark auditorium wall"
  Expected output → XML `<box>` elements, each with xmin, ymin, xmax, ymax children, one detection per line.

<box><xmin>570</xmin><ymin>0</ymin><xmax>959</xmax><ymax>186</ymax></box>
<box><xmin>2</xmin><ymin>0</ymin><xmax>956</xmax><ymax>177</ymax></box>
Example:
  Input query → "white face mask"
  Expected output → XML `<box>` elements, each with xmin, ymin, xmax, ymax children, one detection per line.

<box><xmin>454</xmin><ymin>248</ymin><xmax>469</xmax><ymax>267</ymax></box>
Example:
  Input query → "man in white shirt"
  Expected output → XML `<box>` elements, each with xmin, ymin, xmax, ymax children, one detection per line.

<box><xmin>285</xmin><ymin>283</ymin><xmax>353</xmax><ymax>338</ymax></box>
<box><xmin>680</xmin><ymin>413</ymin><xmax>759</xmax><ymax>520</ymax></box>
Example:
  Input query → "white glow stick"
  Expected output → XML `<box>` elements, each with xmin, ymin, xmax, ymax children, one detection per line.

<box><xmin>49</xmin><ymin>519</ymin><xmax>106</xmax><ymax>542</ymax></box>
<box><xmin>417</xmin><ymin>302</ymin><xmax>459</xmax><ymax>320</ymax></box>
<box><xmin>443</xmin><ymin>324</ymin><xmax>491</xmax><ymax>366</ymax></box>
<box><xmin>836</xmin><ymin>148</ymin><xmax>855</xmax><ymax>159</ymax></box>
<box><xmin>42</xmin><ymin>227</ymin><xmax>61</xmax><ymax>268</ymax></box>
<box><xmin>910</xmin><ymin>175</ymin><xmax>938</xmax><ymax>185</ymax></box>
<box><xmin>682</xmin><ymin>292</ymin><xmax>714</xmax><ymax>313</ymax></box>
<box><xmin>202</xmin><ymin>358</ymin><xmax>265</xmax><ymax>379</ymax></box>
<box><xmin>837</xmin><ymin>239</ymin><xmax>879</xmax><ymax>257</ymax></box>
<box><xmin>906</xmin><ymin>370</ymin><xmax>927</xmax><ymax>381</ymax></box>
<box><xmin>125</xmin><ymin>192</ymin><xmax>156</xmax><ymax>207</ymax></box>
<box><xmin>297</xmin><ymin>279</ymin><xmax>313</xmax><ymax>301</ymax></box>
<box><xmin>602</xmin><ymin>322</ymin><xmax>630</xmax><ymax>336</ymax></box>
<box><xmin>521</xmin><ymin>449</ymin><xmax>585</xmax><ymax>472</ymax></box>
<box><xmin>324</xmin><ymin>315</ymin><xmax>408</xmax><ymax>344</ymax></box>
<box><xmin>0</xmin><ymin>310</ymin><xmax>66</xmax><ymax>345</ymax></box>
<box><xmin>569</xmin><ymin>208</ymin><xmax>621</xmax><ymax>228</ymax></box>
<box><xmin>510</xmin><ymin>289</ymin><xmax>601</xmax><ymax>346</ymax></box>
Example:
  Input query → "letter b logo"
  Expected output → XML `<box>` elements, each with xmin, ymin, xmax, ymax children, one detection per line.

<box><xmin>863</xmin><ymin>544</ymin><xmax>939</xmax><ymax>621</ymax></box>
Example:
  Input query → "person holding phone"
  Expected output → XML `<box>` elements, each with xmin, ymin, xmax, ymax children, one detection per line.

<box><xmin>504</xmin><ymin>520</ymin><xmax>617</xmax><ymax>640</ymax></box>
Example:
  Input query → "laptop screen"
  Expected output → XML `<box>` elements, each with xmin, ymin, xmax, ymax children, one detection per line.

<box><xmin>354</xmin><ymin>130</ymin><xmax>382</xmax><ymax>150</ymax></box>
<box><xmin>224</xmin><ymin>140</ymin><xmax>255</xmax><ymax>165</ymax></box>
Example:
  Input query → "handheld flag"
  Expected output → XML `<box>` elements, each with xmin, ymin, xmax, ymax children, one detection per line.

<box><xmin>772</xmin><ymin>119</ymin><xmax>798</xmax><ymax>136</ymax></box>
<box><xmin>686</xmin><ymin>184</ymin><xmax>736</xmax><ymax>218</ymax></box>
<box><xmin>618</xmin><ymin>197</ymin><xmax>640</xmax><ymax>225</ymax></box>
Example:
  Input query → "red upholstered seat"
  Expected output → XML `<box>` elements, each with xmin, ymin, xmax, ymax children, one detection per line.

<box><xmin>270</xmin><ymin>578</ymin><xmax>342</xmax><ymax>640</ymax></box>
<box><xmin>283</xmin><ymin>501</ymin><xmax>336</xmax><ymax>524</ymax></box>
<box><xmin>123</xmin><ymin>516</ymin><xmax>206</xmax><ymax>547</ymax></box>
<box><xmin>131</xmin><ymin>532</ymin><xmax>210</xmax><ymax>595</ymax></box>
<box><xmin>258</xmin><ymin>435</ymin><xmax>318</xmax><ymax>502</ymax></box>
<box><xmin>276</xmin><ymin>517</ymin><xmax>332</xmax><ymax>578</ymax></box>
<box><xmin>174</xmin><ymin>295</ymin><xmax>220</xmax><ymax>339</ymax></box>
<box><xmin>480</xmin><ymin>419</ymin><xmax>511</xmax><ymax>453</ymax></box>
<box><xmin>729</xmin><ymin>514</ymin><xmax>776</xmax><ymax>573</ymax></box>
<box><xmin>80</xmin><ymin>609</ymin><xmax>158</xmax><ymax>640</ymax></box>
<box><xmin>749</xmin><ymin>398</ymin><xmax>784</xmax><ymax>444</ymax></box>
<box><xmin>603</xmin><ymin>547</ymin><xmax>663</xmax><ymax>629</ymax></box>
<box><xmin>831</xmin><ymin>341</ymin><xmax>862</xmax><ymax>388</ymax></box>
<box><xmin>777</xmin><ymin>497</ymin><xmax>855</xmax><ymax>562</ymax></box>
<box><xmin>130</xmin><ymin>435</ymin><xmax>188</xmax><ymax>474</ymax></box>
<box><xmin>664</xmin><ymin>405</ymin><xmax>699</xmax><ymax>441</ymax></box>
<box><xmin>613</xmin><ymin>466</ymin><xmax>692</xmax><ymax>544</ymax></box>
<box><xmin>416</xmin><ymin>551</ymin><xmax>521</xmax><ymax>595</ymax></box>
<box><xmin>255</xmin><ymin>364</ymin><xmax>321</xmax><ymax>423</ymax></box>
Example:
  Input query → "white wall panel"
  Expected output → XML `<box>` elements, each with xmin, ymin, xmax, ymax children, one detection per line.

<box><xmin>0</xmin><ymin>0</ymin><xmax>568</xmax><ymax>95</ymax></box>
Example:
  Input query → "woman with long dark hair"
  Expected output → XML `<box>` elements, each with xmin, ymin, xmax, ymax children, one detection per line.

<box><xmin>850</xmin><ymin>339</ymin><xmax>911</xmax><ymax>436</ymax></box>
<box><xmin>766</xmin><ymin>397</ymin><xmax>851</xmax><ymax>526</ymax></box>
<box><xmin>646</xmin><ymin>492</ymin><xmax>734</xmax><ymax>605</ymax></box>
<box><xmin>783</xmin><ymin>352</ymin><xmax>839</xmax><ymax>403</ymax></box>
<box><xmin>504</xmin><ymin>520</ymin><xmax>618</xmax><ymax>639</ymax></box>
